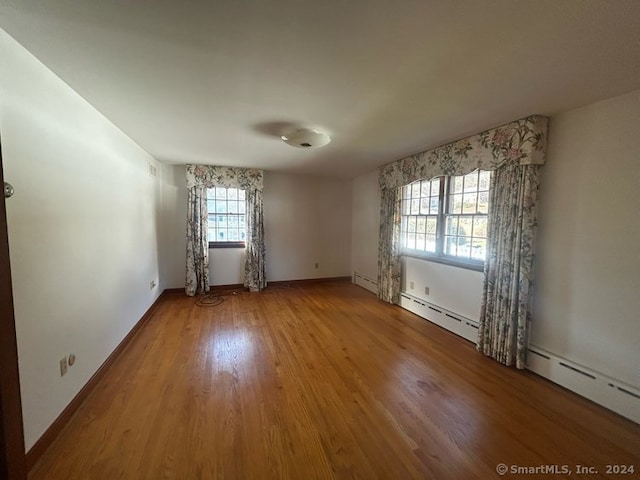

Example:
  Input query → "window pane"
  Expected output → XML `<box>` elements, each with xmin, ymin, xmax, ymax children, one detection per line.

<box><xmin>411</xmin><ymin>183</ymin><xmax>420</xmax><ymax>198</ymax></box>
<box><xmin>452</xmin><ymin>176</ymin><xmax>464</xmax><ymax>194</ymax></box>
<box><xmin>215</xmin><ymin>187</ymin><xmax>227</xmax><ymax>199</ymax></box>
<box><xmin>459</xmin><ymin>216</ymin><xmax>473</xmax><ymax>237</ymax></box>
<box><xmin>228</xmin><ymin>201</ymin><xmax>238</xmax><ymax>214</ymax></box>
<box><xmin>215</xmin><ymin>201</ymin><xmax>226</xmax><ymax>214</ymax></box>
<box><xmin>445</xmin><ymin>236</ymin><xmax>457</xmax><ymax>256</ymax></box>
<box><xmin>416</xmin><ymin>217</ymin><xmax>426</xmax><ymax>234</ymax></box>
<box><xmin>406</xmin><ymin>231</ymin><xmax>416</xmax><ymax>249</ymax></box>
<box><xmin>407</xmin><ymin>216</ymin><xmax>417</xmax><ymax>233</ymax></box>
<box><xmin>410</xmin><ymin>199</ymin><xmax>420</xmax><ymax>214</ymax></box>
<box><xmin>462</xmin><ymin>193</ymin><xmax>477</xmax><ymax>214</ymax></box>
<box><xmin>207</xmin><ymin>188</ymin><xmax>215</xmax><ymax>199</ymax></box>
<box><xmin>403</xmin><ymin>199</ymin><xmax>410</xmax><ymax>215</ymax></box>
<box><xmin>229</xmin><ymin>229</ymin><xmax>238</xmax><ymax>241</ymax></box>
<box><xmin>479</xmin><ymin>171</ymin><xmax>491</xmax><ymax>190</ymax></box>
<box><xmin>218</xmin><ymin>230</ymin><xmax>227</xmax><ymax>240</ymax></box>
<box><xmin>218</xmin><ymin>215</ymin><xmax>228</xmax><ymax>228</ymax></box>
<box><xmin>425</xmin><ymin>234</ymin><xmax>437</xmax><ymax>253</ymax></box>
<box><xmin>228</xmin><ymin>188</ymin><xmax>238</xmax><ymax>200</ymax></box>
<box><xmin>430</xmin><ymin>197</ymin><xmax>439</xmax><ymax>215</ymax></box>
<box><xmin>431</xmin><ymin>177</ymin><xmax>441</xmax><ymax>196</ymax></box>
<box><xmin>239</xmin><ymin>190</ymin><xmax>246</xmax><ymax>201</ymax></box>
<box><xmin>478</xmin><ymin>192</ymin><xmax>489</xmax><ymax>214</ymax></box>
<box><xmin>471</xmin><ymin>239</ymin><xmax>486</xmax><ymax>260</ymax></box>
<box><xmin>239</xmin><ymin>201</ymin><xmax>246</xmax><ymax>214</ymax></box>
<box><xmin>446</xmin><ymin>217</ymin><xmax>458</xmax><ymax>235</ymax></box>
<box><xmin>207</xmin><ymin>199</ymin><xmax>215</xmax><ymax>211</ymax></box>
<box><xmin>421</xmin><ymin>182</ymin><xmax>430</xmax><ymax>197</ymax></box>
<box><xmin>416</xmin><ymin>233</ymin><xmax>426</xmax><ymax>251</ymax></box>
<box><xmin>426</xmin><ymin>217</ymin><xmax>437</xmax><ymax>235</ymax></box>
<box><xmin>464</xmin><ymin>171</ymin><xmax>478</xmax><ymax>192</ymax></box>
<box><xmin>420</xmin><ymin>198</ymin><xmax>430</xmax><ymax>215</ymax></box>
<box><xmin>450</xmin><ymin>194</ymin><xmax>463</xmax><ymax>214</ymax></box>
<box><xmin>473</xmin><ymin>217</ymin><xmax>488</xmax><ymax>238</ymax></box>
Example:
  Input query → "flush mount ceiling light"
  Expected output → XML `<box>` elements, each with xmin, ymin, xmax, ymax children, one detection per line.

<box><xmin>281</xmin><ymin>128</ymin><xmax>331</xmax><ymax>148</ymax></box>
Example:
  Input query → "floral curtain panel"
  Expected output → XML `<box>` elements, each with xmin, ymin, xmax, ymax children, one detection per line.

<box><xmin>377</xmin><ymin>187</ymin><xmax>402</xmax><ymax>303</ymax></box>
<box><xmin>185</xmin><ymin>165</ymin><xmax>266</xmax><ymax>295</ymax></box>
<box><xmin>377</xmin><ymin>115</ymin><xmax>547</xmax><ymax>368</ymax></box>
<box><xmin>477</xmin><ymin>164</ymin><xmax>541</xmax><ymax>368</ymax></box>
<box><xmin>244</xmin><ymin>190</ymin><xmax>266</xmax><ymax>292</ymax></box>
<box><xmin>186</xmin><ymin>186</ymin><xmax>209</xmax><ymax>296</ymax></box>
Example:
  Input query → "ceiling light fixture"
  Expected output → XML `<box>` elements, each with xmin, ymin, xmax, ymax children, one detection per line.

<box><xmin>281</xmin><ymin>128</ymin><xmax>331</xmax><ymax>148</ymax></box>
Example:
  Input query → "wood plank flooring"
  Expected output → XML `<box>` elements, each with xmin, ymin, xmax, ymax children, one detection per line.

<box><xmin>30</xmin><ymin>282</ymin><xmax>639</xmax><ymax>479</ymax></box>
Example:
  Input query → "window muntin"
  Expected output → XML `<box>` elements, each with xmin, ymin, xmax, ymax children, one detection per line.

<box><xmin>207</xmin><ymin>187</ymin><xmax>246</xmax><ymax>247</ymax></box>
<box><xmin>400</xmin><ymin>170</ymin><xmax>491</xmax><ymax>267</ymax></box>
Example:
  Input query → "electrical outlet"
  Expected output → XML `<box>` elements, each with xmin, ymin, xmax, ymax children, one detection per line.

<box><xmin>409</xmin><ymin>281</ymin><xmax>414</xmax><ymax>290</ymax></box>
<box><xmin>60</xmin><ymin>356</ymin><xmax>68</xmax><ymax>377</ymax></box>
<box><xmin>68</xmin><ymin>353</ymin><xmax>76</xmax><ymax>367</ymax></box>
<box><xmin>425</xmin><ymin>286</ymin><xmax>430</xmax><ymax>295</ymax></box>
<box><xmin>150</xmin><ymin>280</ymin><xmax>156</xmax><ymax>290</ymax></box>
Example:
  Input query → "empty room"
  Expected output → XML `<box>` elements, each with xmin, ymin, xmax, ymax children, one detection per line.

<box><xmin>0</xmin><ymin>1</ymin><xmax>639</xmax><ymax>479</ymax></box>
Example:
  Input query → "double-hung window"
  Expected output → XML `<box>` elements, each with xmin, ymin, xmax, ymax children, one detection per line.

<box><xmin>207</xmin><ymin>187</ymin><xmax>246</xmax><ymax>248</ymax></box>
<box><xmin>400</xmin><ymin>170</ymin><xmax>491</xmax><ymax>269</ymax></box>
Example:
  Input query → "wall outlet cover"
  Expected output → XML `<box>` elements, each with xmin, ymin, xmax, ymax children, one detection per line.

<box><xmin>60</xmin><ymin>357</ymin><xmax>68</xmax><ymax>376</ymax></box>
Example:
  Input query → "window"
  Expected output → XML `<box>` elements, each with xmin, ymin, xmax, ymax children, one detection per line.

<box><xmin>400</xmin><ymin>170</ymin><xmax>491</xmax><ymax>268</ymax></box>
<box><xmin>207</xmin><ymin>187</ymin><xmax>246</xmax><ymax>248</ymax></box>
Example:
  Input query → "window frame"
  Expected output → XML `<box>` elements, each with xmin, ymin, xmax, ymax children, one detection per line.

<box><xmin>206</xmin><ymin>187</ymin><xmax>247</xmax><ymax>250</ymax></box>
<box><xmin>400</xmin><ymin>170</ymin><xmax>490</xmax><ymax>272</ymax></box>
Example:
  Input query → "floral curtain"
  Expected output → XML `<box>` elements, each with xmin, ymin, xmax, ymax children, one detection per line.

<box><xmin>186</xmin><ymin>186</ymin><xmax>208</xmax><ymax>296</ymax></box>
<box><xmin>244</xmin><ymin>189</ymin><xmax>266</xmax><ymax>292</ymax></box>
<box><xmin>377</xmin><ymin>187</ymin><xmax>402</xmax><ymax>303</ymax></box>
<box><xmin>477</xmin><ymin>164</ymin><xmax>541</xmax><ymax>368</ymax></box>
<box><xmin>377</xmin><ymin>115</ymin><xmax>547</xmax><ymax>368</ymax></box>
<box><xmin>185</xmin><ymin>165</ymin><xmax>266</xmax><ymax>295</ymax></box>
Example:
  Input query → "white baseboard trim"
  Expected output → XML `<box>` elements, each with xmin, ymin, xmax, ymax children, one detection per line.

<box><xmin>353</xmin><ymin>272</ymin><xmax>378</xmax><ymax>294</ymax></box>
<box><xmin>397</xmin><ymin>291</ymin><xmax>639</xmax><ymax>424</ymax></box>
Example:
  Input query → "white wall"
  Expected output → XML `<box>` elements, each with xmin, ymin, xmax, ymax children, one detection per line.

<box><xmin>533</xmin><ymin>90</ymin><xmax>640</xmax><ymax>389</ymax></box>
<box><xmin>351</xmin><ymin>169</ymin><xmax>380</xmax><ymax>281</ymax></box>
<box><xmin>264</xmin><ymin>172</ymin><xmax>353</xmax><ymax>281</ymax></box>
<box><xmin>209</xmin><ymin>248</ymin><xmax>246</xmax><ymax>286</ymax></box>
<box><xmin>0</xmin><ymin>29</ymin><xmax>163</xmax><ymax>450</ymax></box>
<box><xmin>402</xmin><ymin>257</ymin><xmax>483</xmax><ymax>321</ymax></box>
<box><xmin>158</xmin><ymin>164</ymin><xmax>186</xmax><ymax>289</ymax></box>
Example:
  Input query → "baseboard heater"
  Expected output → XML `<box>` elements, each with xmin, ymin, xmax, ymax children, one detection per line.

<box><xmin>526</xmin><ymin>345</ymin><xmax>639</xmax><ymax>423</ymax></box>
<box><xmin>398</xmin><ymin>291</ymin><xmax>639</xmax><ymax>424</ymax></box>
<box><xmin>399</xmin><ymin>292</ymin><xmax>479</xmax><ymax>343</ymax></box>
<box><xmin>353</xmin><ymin>272</ymin><xmax>378</xmax><ymax>294</ymax></box>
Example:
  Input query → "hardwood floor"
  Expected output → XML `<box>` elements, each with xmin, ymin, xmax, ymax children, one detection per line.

<box><xmin>30</xmin><ymin>282</ymin><xmax>639</xmax><ymax>479</ymax></box>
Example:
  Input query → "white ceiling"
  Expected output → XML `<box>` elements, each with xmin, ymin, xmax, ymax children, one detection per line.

<box><xmin>1</xmin><ymin>0</ymin><xmax>640</xmax><ymax>178</ymax></box>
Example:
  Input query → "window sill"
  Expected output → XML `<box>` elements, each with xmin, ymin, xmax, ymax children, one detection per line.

<box><xmin>401</xmin><ymin>250</ymin><xmax>484</xmax><ymax>272</ymax></box>
<box><xmin>209</xmin><ymin>242</ymin><xmax>246</xmax><ymax>249</ymax></box>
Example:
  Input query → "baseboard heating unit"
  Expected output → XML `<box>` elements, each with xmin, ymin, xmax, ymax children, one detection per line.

<box><xmin>353</xmin><ymin>272</ymin><xmax>378</xmax><ymax>294</ymax></box>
